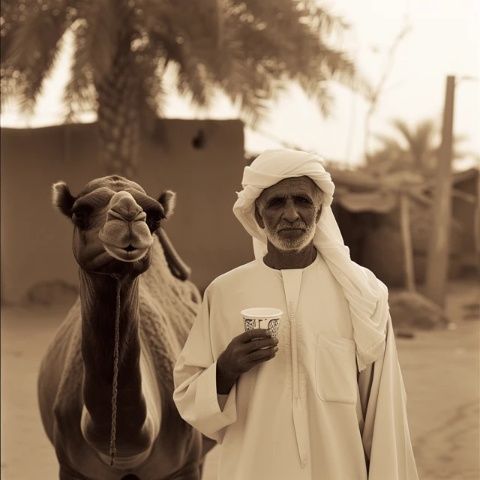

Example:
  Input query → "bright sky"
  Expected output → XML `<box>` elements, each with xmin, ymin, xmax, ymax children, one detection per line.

<box><xmin>1</xmin><ymin>0</ymin><xmax>479</xmax><ymax>168</ymax></box>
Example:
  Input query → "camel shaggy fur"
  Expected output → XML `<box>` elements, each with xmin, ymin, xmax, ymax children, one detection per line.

<box><xmin>38</xmin><ymin>176</ymin><xmax>212</xmax><ymax>479</ymax></box>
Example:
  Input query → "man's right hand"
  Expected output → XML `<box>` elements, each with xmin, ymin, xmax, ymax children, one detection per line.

<box><xmin>216</xmin><ymin>329</ymin><xmax>279</xmax><ymax>395</ymax></box>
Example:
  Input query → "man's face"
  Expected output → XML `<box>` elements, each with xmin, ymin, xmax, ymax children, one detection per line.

<box><xmin>255</xmin><ymin>177</ymin><xmax>323</xmax><ymax>252</ymax></box>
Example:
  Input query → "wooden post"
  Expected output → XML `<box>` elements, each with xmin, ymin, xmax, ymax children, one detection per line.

<box><xmin>400</xmin><ymin>193</ymin><xmax>416</xmax><ymax>292</ymax></box>
<box><xmin>425</xmin><ymin>75</ymin><xmax>456</xmax><ymax>307</ymax></box>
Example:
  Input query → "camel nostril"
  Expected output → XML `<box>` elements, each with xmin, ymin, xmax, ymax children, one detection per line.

<box><xmin>111</xmin><ymin>207</ymin><xmax>144</xmax><ymax>222</ymax></box>
<box><xmin>109</xmin><ymin>192</ymin><xmax>144</xmax><ymax>221</ymax></box>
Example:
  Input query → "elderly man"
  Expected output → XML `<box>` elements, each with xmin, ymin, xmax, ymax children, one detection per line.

<box><xmin>173</xmin><ymin>150</ymin><xmax>419</xmax><ymax>479</ymax></box>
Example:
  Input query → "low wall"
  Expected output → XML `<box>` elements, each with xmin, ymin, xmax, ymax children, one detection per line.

<box><xmin>1</xmin><ymin>119</ymin><xmax>252</xmax><ymax>303</ymax></box>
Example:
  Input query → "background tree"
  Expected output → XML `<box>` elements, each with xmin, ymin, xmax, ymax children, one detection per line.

<box><xmin>1</xmin><ymin>0</ymin><xmax>358</xmax><ymax>176</ymax></box>
<box><xmin>366</xmin><ymin>118</ymin><xmax>467</xmax><ymax>177</ymax></box>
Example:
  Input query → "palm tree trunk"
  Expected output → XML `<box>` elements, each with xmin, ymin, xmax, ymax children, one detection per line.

<box><xmin>96</xmin><ymin>37</ymin><xmax>141</xmax><ymax>178</ymax></box>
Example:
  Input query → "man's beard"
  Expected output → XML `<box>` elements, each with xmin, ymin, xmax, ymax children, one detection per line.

<box><xmin>266</xmin><ymin>221</ymin><xmax>317</xmax><ymax>252</ymax></box>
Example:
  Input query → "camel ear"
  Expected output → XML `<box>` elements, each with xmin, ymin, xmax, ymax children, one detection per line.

<box><xmin>158</xmin><ymin>190</ymin><xmax>176</xmax><ymax>219</ymax></box>
<box><xmin>52</xmin><ymin>181</ymin><xmax>75</xmax><ymax>217</ymax></box>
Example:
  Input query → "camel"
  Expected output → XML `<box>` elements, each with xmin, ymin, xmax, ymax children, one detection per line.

<box><xmin>38</xmin><ymin>175</ymin><xmax>214</xmax><ymax>479</ymax></box>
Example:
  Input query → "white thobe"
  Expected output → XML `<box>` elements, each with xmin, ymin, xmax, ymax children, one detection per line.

<box><xmin>173</xmin><ymin>254</ymin><xmax>419</xmax><ymax>480</ymax></box>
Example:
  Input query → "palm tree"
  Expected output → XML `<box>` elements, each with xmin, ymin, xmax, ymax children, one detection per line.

<box><xmin>359</xmin><ymin>117</ymin><xmax>472</xmax><ymax>293</ymax></box>
<box><xmin>1</xmin><ymin>0</ymin><xmax>357</xmax><ymax>175</ymax></box>
<box><xmin>366</xmin><ymin>118</ymin><xmax>467</xmax><ymax>177</ymax></box>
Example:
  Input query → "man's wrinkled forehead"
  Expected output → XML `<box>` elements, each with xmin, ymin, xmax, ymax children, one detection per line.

<box><xmin>257</xmin><ymin>176</ymin><xmax>321</xmax><ymax>203</ymax></box>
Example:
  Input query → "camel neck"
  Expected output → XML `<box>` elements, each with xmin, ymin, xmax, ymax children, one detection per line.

<box><xmin>80</xmin><ymin>270</ymin><xmax>141</xmax><ymax>385</ymax></box>
<box><xmin>79</xmin><ymin>269</ymin><xmax>152</xmax><ymax>456</ymax></box>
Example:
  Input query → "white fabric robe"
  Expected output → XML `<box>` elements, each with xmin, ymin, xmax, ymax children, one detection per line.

<box><xmin>173</xmin><ymin>255</ymin><xmax>419</xmax><ymax>480</ymax></box>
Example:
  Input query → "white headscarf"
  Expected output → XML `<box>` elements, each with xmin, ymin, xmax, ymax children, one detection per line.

<box><xmin>233</xmin><ymin>149</ymin><xmax>388</xmax><ymax>371</ymax></box>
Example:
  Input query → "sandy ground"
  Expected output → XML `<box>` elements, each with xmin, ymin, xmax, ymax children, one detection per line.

<box><xmin>1</xmin><ymin>280</ymin><xmax>478</xmax><ymax>480</ymax></box>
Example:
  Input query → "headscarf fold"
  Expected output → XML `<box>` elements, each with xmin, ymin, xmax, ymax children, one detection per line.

<box><xmin>233</xmin><ymin>149</ymin><xmax>388</xmax><ymax>371</ymax></box>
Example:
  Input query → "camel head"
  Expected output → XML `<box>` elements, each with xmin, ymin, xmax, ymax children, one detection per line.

<box><xmin>52</xmin><ymin>175</ymin><xmax>175</xmax><ymax>278</ymax></box>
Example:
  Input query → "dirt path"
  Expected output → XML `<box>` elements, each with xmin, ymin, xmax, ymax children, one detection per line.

<box><xmin>1</xmin><ymin>281</ymin><xmax>478</xmax><ymax>480</ymax></box>
<box><xmin>1</xmin><ymin>305</ymin><xmax>63</xmax><ymax>480</ymax></box>
<box><xmin>396</xmin><ymin>280</ymin><xmax>480</xmax><ymax>480</ymax></box>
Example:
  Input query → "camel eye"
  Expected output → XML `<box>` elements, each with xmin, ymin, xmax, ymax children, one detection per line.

<box><xmin>145</xmin><ymin>208</ymin><xmax>163</xmax><ymax>231</ymax></box>
<box><xmin>72</xmin><ymin>206</ymin><xmax>92</xmax><ymax>229</ymax></box>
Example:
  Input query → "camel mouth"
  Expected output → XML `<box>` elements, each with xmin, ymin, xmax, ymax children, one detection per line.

<box><xmin>103</xmin><ymin>243</ymin><xmax>149</xmax><ymax>263</ymax></box>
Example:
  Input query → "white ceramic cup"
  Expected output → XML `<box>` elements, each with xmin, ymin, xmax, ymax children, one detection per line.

<box><xmin>241</xmin><ymin>307</ymin><xmax>283</xmax><ymax>339</ymax></box>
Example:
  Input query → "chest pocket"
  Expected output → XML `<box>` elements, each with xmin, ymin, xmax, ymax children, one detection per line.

<box><xmin>315</xmin><ymin>336</ymin><xmax>357</xmax><ymax>404</ymax></box>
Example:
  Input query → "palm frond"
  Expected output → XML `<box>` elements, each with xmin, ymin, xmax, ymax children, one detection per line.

<box><xmin>2</xmin><ymin>0</ymin><xmax>361</xmax><ymax>173</ymax></box>
<box><xmin>63</xmin><ymin>25</ymin><xmax>96</xmax><ymax>120</ymax></box>
<box><xmin>199</xmin><ymin>0</ymin><xmax>357</xmax><ymax>119</ymax></box>
<box><xmin>70</xmin><ymin>0</ymin><xmax>122</xmax><ymax>85</ymax></box>
<box><xmin>1</xmin><ymin>1</ymin><xmax>69</xmax><ymax>111</ymax></box>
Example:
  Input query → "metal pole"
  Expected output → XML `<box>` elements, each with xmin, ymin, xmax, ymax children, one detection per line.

<box><xmin>425</xmin><ymin>75</ymin><xmax>455</xmax><ymax>307</ymax></box>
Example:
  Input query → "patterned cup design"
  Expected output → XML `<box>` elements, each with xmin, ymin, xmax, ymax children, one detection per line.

<box><xmin>241</xmin><ymin>308</ymin><xmax>282</xmax><ymax>339</ymax></box>
<box><xmin>267</xmin><ymin>318</ymin><xmax>280</xmax><ymax>339</ymax></box>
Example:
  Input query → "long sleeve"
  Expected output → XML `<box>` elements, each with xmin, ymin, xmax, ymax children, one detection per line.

<box><xmin>173</xmin><ymin>285</ymin><xmax>237</xmax><ymax>443</ymax></box>
<box><xmin>358</xmin><ymin>316</ymin><xmax>419</xmax><ymax>480</ymax></box>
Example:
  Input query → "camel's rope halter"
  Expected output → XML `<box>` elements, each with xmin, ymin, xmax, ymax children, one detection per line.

<box><xmin>103</xmin><ymin>229</ymin><xmax>189</xmax><ymax>467</ymax></box>
<box><xmin>109</xmin><ymin>278</ymin><xmax>121</xmax><ymax>467</ymax></box>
